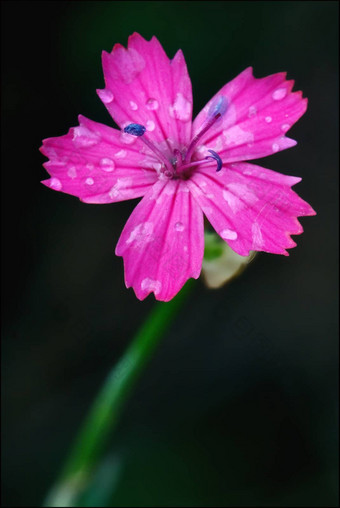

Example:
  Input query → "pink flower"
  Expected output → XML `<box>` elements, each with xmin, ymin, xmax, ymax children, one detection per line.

<box><xmin>40</xmin><ymin>33</ymin><xmax>315</xmax><ymax>301</ymax></box>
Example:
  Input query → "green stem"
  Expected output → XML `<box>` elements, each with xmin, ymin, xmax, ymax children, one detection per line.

<box><xmin>43</xmin><ymin>279</ymin><xmax>195</xmax><ymax>507</ymax></box>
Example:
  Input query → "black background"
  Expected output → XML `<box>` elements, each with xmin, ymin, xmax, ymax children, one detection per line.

<box><xmin>1</xmin><ymin>1</ymin><xmax>339</xmax><ymax>506</ymax></box>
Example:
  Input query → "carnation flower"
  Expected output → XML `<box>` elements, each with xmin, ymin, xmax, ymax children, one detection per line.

<box><xmin>41</xmin><ymin>33</ymin><xmax>315</xmax><ymax>301</ymax></box>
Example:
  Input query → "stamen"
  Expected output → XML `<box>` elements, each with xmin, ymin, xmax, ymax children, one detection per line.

<box><xmin>178</xmin><ymin>149</ymin><xmax>223</xmax><ymax>173</ymax></box>
<box><xmin>206</xmin><ymin>149</ymin><xmax>223</xmax><ymax>172</ymax></box>
<box><xmin>184</xmin><ymin>95</ymin><xmax>228</xmax><ymax>163</ymax></box>
<box><xmin>123</xmin><ymin>123</ymin><xmax>173</xmax><ymax>173</ymax></box>
<box><xmin>124</xmin><ymin>123</ymin><xmax>146</xmax><ymax>136</ymax></box>
<box><xmin>208</xmin><ymin>95</ymin><xmax>228</xmax><ymax>118</ymax></box>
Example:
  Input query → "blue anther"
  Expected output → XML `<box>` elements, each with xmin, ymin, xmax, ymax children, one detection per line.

<box><xmin>124</xmin><ymin>123</ymin><xmax>146</xmax><ymax>136</ymax></box>
<box><xmin>206</xmin><ymin>149</ymin><xmax>223</xmax><ymax>172</ymax></box>
<box><xmin>208</xmin><ymin>95</ymin><xmax>228</xmax><ymax>119</ymax></box>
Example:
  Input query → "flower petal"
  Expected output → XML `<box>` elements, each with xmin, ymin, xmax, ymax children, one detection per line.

<box><xmin>115</xmin><ymin>179</ymin><xmax>204</xmax><ymax>301</ymax></box>
<box><xmin>187</xmin><ymin>162</ymin><xmax>316</xmax><ymax>256</ymax></box>
<box><xmin>193</xmin><ymin>67</ymin><xmax>307</xmax><ymax>163</ymax></box>
<box><xmin>40</xmin><ymin>115</ymin><xmax>158</xmax><ymax>203</ymax></box>
<box><xmin>100</xmin><ymin>33</ymin><xmax>193</xmax><ymax>152</ymax></box>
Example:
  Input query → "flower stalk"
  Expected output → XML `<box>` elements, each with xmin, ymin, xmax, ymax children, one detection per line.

<box><xmin>43</xmin><ymin>279</ymin><xmax>194</xmax><ymax>507</ymax></box>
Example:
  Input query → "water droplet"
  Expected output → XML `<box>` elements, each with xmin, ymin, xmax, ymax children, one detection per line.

<box><xmin>49</xmin><ymin>177</ymin><xmax>62</xmax><ymax>190</ymax></box>
<box><xmin>127</xmin><ymin>222</ymin><xmax>154</xmax><ymax>245</ymax></box>
<box><xmin>272</xmin><ymin>88</ymin><xmax>287</xmax><ymax>100</ymax></box>
<box><xmin>141</xmin><ymin>278</ymin><xmax>162</xmax><ymax>295</ymax></box>
<box><xmin>51</xmin><ymin>160</ymin><xmax>66</xmax><ymax>167</ymax></box>
<box><xmin>85</xmin><ymin>177</ymin><xmax>94</xmax><ymax>185</ymax></box>
<box><xmin>195</xmin><ymin>145</ymin><xmax>208</xmax><ymax>157</ymax></box>
<box><xmin>281</xmin><ymin>123</ymin><xmax>290</xmax><ymax>132</ymax></box>
<box><xmin>222</xmin><ymin>190</ymin><xmax>243</xmax><ymax>213</ymax></box>
<box><xmin>169</xmin><ymin>93</ymin><xmax>192</xmax><ymax>121</ymax></box>
<box><xmin>130</xmin><ymin>100</ymin><xmax>138</xmax><ymax>110</ymax></box>
<box><xmin>265</xmin><ymin>116</ymin><xmax>272</xmax><ymax>123</ymax></box>
<box><xmin>248</xmin><ymin>106</ymin><xmax>257</xmax><ymax>117</ymax></box>
<box><xmin>174</xmin><ymin>222</ymin><xmax>184</xmax><ymax>232</ymax></box>
<box><xmin>223</xmin><ymin>125</ymin><xmax>254</xmax><ymax>146</ymax></box>
<box><xmin>108</xmin><ymin>177</ymin><xmax>132</xmax><ymax>199</ymax></box>
<box><xmin>100</xmin><ymin>158</ymin><xmax>115</xmax><ymax>171</ymax></box>
<box><xmin>221</xmin><ymin>229</ymin><xmax>238</xmax><ymax>240</ymax></box>
<box><xmin>114</xmin><ymin>47</ymin><xmax>145</xmax><ymax>84</ymax></box>
<box><xmin>97</xmin><ymin>89</ymin><xmax>114</xmax><ymax>104</ymax></box>
<box><xmin>252</xmin><ymin>222</ymin><xmax>263</xmax><ymax>249</ymax></box>
<box><xmin>146</xmin><ymin>120</ymin><xmax>155</xmax><ymax>132</ymax></box>
<box><xmin>152</xmin><ymin>162</ymin><xmax>162</xmax><ymax>171</ymax></box>
<box><xmin>109</xmin><ymin>185</ymin><xmax>120</xmax><ymax>199</ymax></box>
<box><xmin>115</xmin><ymin>149</ymin><xmax>127</xmax><ymax>159</ymax></box>
<box><xmin>272</xmin><ymin>143</ymin><xmax>280</xmax><ymax>152</ymax></box>
<box><xmin>141</xmin><ymin>159</ymin><xmax>162</xmax><ymax>172</ymax></box>
<box><xmin>67</xmin><ymin>166</ymin><xmax>77</xmax><ymax>179</ymax></box>
<box><xmin>86</xmin><ymin>163</ymin><xmax>94</xmax><ymax>171</ymax></box>
<box><xmin>120</xmin><ymin>131</ymin><xmax>137</xmax><ymax>145</ymax></box>
<box><xmin>72</xmin><ymin>126</ymin><xmax>99</xmax><ymax>148</ymax></box>
<box><xmin>146</xmin><ymin>98</ymin><xmax>159</xmax><ymax>110</ymax></box>
<box><xmin>214</xmin><ymin>137</ymin><xmax>223</xmax><ymax>151</ymax></box>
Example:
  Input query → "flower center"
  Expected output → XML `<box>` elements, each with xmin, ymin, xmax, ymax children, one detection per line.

<box><xmin>123</xmin><ymin>95</ymin><xmax>227</xmax><ymax>179</ymax></box>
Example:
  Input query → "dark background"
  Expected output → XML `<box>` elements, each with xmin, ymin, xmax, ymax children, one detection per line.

<box><xmin>1</xmin><ymin>1</ymin><xmax>338</xmax><ymax>506</ymax></box>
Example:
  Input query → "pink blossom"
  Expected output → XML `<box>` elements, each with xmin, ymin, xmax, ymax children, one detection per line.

<box><xmin>40</xmin><ymin>33</ymin><xmax>315</xmax><ymax>301</ymax></box>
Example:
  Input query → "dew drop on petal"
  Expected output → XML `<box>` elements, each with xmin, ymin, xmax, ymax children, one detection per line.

<box><xmin>248</xmin><ymin>106</ymin><xmax>257</xmax><ymax>117</ymax></box>
<box><xmin>146</xmin><ymin>98</ymin><xmax>159</xmax><ymax>110</ymax></box>
<box><xmin>51</xmin><ymin>160</ymin><xmax>66</xmax><ymax>167</ymax></box>
<box><xmin>141</xmin><ymin>278</ymin><xmax>162</xmax><ymax>295</ymax></box>
<box><xmin>222</xmin><ymin>189</ymin><xmax>243</xmax><ymax>213</ymax></box>
<box><xmin>243</xmin><ymin>169</ymin><xmax>253</xmax><ymax>175</ymax></box>
<box><xmin>72</xmin><ymin>126</ymin><xmax>100</xmax><ymax>147</ymax></box>
<box><xmin>252</xmin><ymin>222</ymin><xmax>264</xmax><ymax>249</ymax></box>
<box><xmin>272</xmin><ymin>88</ymin><xmax>287</xmax><ymax>100</ymax></box>
<box><xmin>49</xmin><ymin>177</ymin><xmax>62</xmax><ymax>190</ymax></box>
<box><xmin>195</xmin><ymin>145</ymin><xmax>208</xmax><ymax>157</ymax></box>
<box><xmin>272</xmin><ymin>143</ymin><xmax>280</xmax><ymax>152</ymax></box>
<box><xmin>127</xmin><ymin>222</ymin><xmax>154</xmax><ymax>245</ymax></box>
<box><xmin>130</xmin><ymin>100</ymin><xmax>138</xmax><ymax>110</ymax></box>
<box><xmin>120</xmin><ymin>131</ymin><xmax>137</xmax><ymax>145</ymax></box>
<box><xmin>115</xmin><ymin>149</ymin><xmax>127</xmax><ymax>159</ymax></box>
<box><xmin>100</xmin><ymin>158</ymin><xmax>115</xmax><ymax>171</ymax></box>
<box><xmin>67</xmin><ymin>166</ymin><xmax>77</xmax><ymax>179</ymax></box>
<box><xmin>146</xmin><ymin>120</ymin><xmax>155</xmax><ymax>132</ymax></box>
<box><xmin>86</xmin><ymin>163</ymin><xmax>94</xmax><ymax>171</ymax></box>
<box><xmin>108</xmin><ymin>177</ymin><xmax>132</xmax><ymax>199</ymax></box>
<box><xmin>114</xmin><ymin>47</ymin><xmax>145</xmax><ymax>84</ymax></box>
<box><xmin>152</xmin><ymin>162</ymin><xmax>162</xmax><ymax>172</ymax></box>
<box><xmin>85</xmin><ymin>177</ymin><xmax>94</xmax><ymax>185</ymax></box>
<box><xmin>109</xmin><ymin>186</ymin><xmax>119</xmax><ymax>199</ymax></box>
<box><xmin>265</xmin><ymin>116</ymin><xmax>272</xmax><ymax>123</ymax></box>
<box><xmin>174</xmin><ymin>222</ymin><xmax>184</xmax><ymax>232</ymax></box>
<box><xmin>169</xmin><ymin>93</ymin><xmax>192</xmax><ymax>121</ymax></box>
<box><xmin>220</xmin><ymin>229</ymin><xmax>238</xmax><ymax>240</ymax></box>
<box><xmin>281</xmin><ymin>123</ymin><xmax>290</xmax><ymax>132</ymax></box>
<box><xmin>97</xmin><ymin>89</ymin><xmax>114</xmax><ymax>104</ymax></box>
<box><xmin>214</xmin><ymin>137</ymin><xmax>223</xmax><ymax>151</ymax></box>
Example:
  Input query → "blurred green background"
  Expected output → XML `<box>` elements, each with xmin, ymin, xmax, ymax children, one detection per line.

<box><xmin>1</xmin><ymin>1</ymin><xmax>338</xmax><ymax>506</ymax></box>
